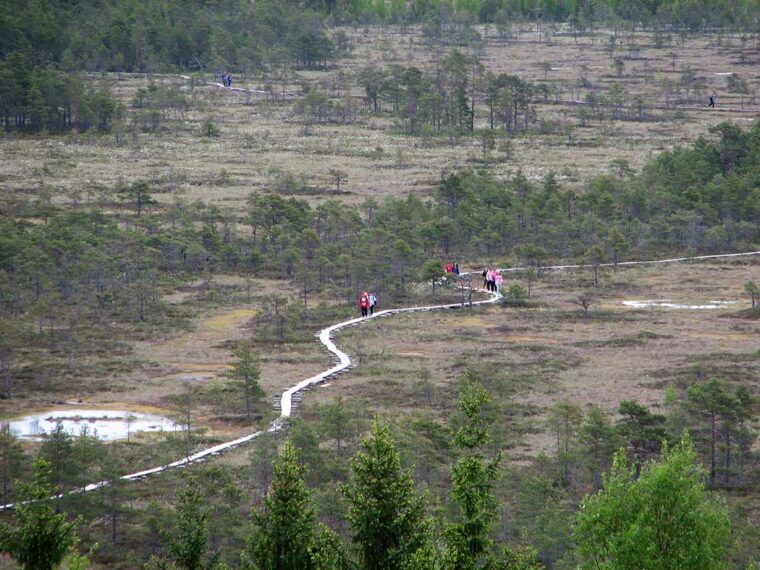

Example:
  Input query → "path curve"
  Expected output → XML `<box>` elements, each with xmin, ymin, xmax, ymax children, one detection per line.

<box><xmin>1</xmin><ymin>250</ymin><xmax>758</xmax><ymax>510</ymax></box>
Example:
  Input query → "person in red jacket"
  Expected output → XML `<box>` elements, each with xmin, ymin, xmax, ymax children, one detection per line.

<box><xmin>358</xmin><ymin>291</ymin><xmax>370</xmax><ymax>317</ymax></box>
<box><xmin>445</xmin><ymin>262</ymin><xmax>453</xmax><ymax>273</ymax></box>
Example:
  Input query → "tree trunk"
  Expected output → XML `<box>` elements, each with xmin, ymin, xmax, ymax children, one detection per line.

<box><xmin>710</xmin><ymin>413</ymin><xmax>716</xmax><ymax>484</ymax></box>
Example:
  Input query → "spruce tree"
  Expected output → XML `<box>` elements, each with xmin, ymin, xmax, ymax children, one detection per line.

<box><xmin>442</xmin><ymin>380</ymin><xmax>502</xmax><ymax>570</ymax></box>
<box><xmin>341</xmin><ymin>420</ymin><xmax>430</xmax><ymax>570</ymax></box>
<box><xmin>0</xmin><ymin>458</ymin><xmax>80</xmax><ymax>570</ymax></box>
<box><xmin>243</xmin><ymin>440</ymin><xmax>317</xmax><ymax>570</ymax></box>
<box><xmin>168</xmin><ymin>475</ymin><xmax>213</xmax><ymax>570</ymax></box>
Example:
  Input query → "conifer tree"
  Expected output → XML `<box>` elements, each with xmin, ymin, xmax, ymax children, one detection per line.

<box><xmin>243</xmin><ymin>440</ymin><xmax>317</xmax><ymax>570</ymax></box>
<box><xmin>0</xmin><ymin>458</ymin><xmax>80</xmax><ymax>570</ymax></box>
<box><xmin>341</xmin><ymin>420</ymin><xmax>430</xmax><ymax>570</ymax></box>
<box><xmin>225</xmin><ymin>342</ymin><xmax>264</xmax><ymax>420</ymax></box>
<box><xmin>168</xmin><ymin>475</ymin><xmax>213</xmax><ymax>570</ymax></box>
<box><xmin>442</xmin><ymin>380</ymin><xmax>502</xmax><ymax>569</ymax></box>
<box><xmin>0</xmin><ymin>425</ymin><xmax>25</xmax><ymax>505</ymax></box>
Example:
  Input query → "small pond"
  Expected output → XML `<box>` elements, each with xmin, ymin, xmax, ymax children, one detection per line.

<box><xmin>4</xmin><ymin>409</ymin><xmax>179</xmax><ymax>441</ymax></box>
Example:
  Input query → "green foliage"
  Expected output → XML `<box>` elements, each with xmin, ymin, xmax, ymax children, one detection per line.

<box><xmin>224</xmin><ymin>342</ymin><xmax>264</xmax><ymax>420</ymax></box>
<box><xmin>202</xmin><ymin>117</ymin><xmax>220</xmax><ymax>138</ymax></box>
<box><xmin>442</xmin><ymin>380</ymin><xmax>503</xmax><ymax>569</ymax></box>
<box><xmin>0</xmin><ymin>54</ymin><xmax>121</xmax><ymax>133</ymax></box>
<box><xmin>421</xmin><ymin>260</ymin><xmax>445</xmax><ymax>293</ymax></box>
<box><xmin>0</xmin><ymin>0</ymin><xmax>336</xmax><ymax>73</ymax></box>
<box><xmin>243</xmin><ymin>440</ymin><xmax>317</xmax><ymax>570</ymax></box>
<box><xmin>0</xmin><ymin>458</ymin><xmax>80</xmax><ymax>570</ymax></box>
<box><xmin>0</xmin><ymin>425</ymin><xmax>26</xmax><ymax>505</ymax></box>
<box><xmin>616</xmin><ymin>401</ymin><xmax>668</xmax><ymax>468</ymax></box>
<box><xmin>745</xmin><ymin>281</ymin><xmax>759</xmax><ymax>309</ymax></box>
<box><xmin>502</xmin><ymin>284</ymin><xmax>527</xmax><ymax>306</ymax></box>
<box><xmin>575</xmin><ymin>432</ymin><xmax>731</xmax><ymax>570</ymax></box>
<box><xmin>167</xmin><ymin>476</ymin><xmax>213</xmax><ymax>570</ymax></box>
<box><xmin>686</xmin><ymin>378</ymin><xmax>734</xmax><ymax>484</ymax></box>
<box><xmin>341</xmin><ymin>420</ymin><xmax>430</xmax><ymax>570</ymax></box>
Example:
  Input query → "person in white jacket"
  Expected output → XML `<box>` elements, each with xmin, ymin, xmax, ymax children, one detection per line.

<box><xmin>368</xmin><ymin>292</ymin><xmax>377</xmax><ymax>315</ymax></box>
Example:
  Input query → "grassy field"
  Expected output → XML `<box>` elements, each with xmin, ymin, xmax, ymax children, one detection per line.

<box><xmin>1</xmin><ymin>26</ymin><xmax>758</xmax><ymax>215</ymax></box>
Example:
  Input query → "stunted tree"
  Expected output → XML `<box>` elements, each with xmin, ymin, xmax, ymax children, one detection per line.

<box><xmin>327</xmin><ymin>169</ymin><xmax>348</xmax><ymax>194</ymax></box>
<box><xmin>341</xmin><ymin>421</ymin><xmax>430</xmax><ymax>570</ymax></box>
<box><xmin>584</xmin><ymin>245</ymin><xmax>604</xmax><ymax>286</ymax></box>
<box><xmin>122</xmin><ymin>180</ymin><xmax>156</xmax><ymax>217</ymax></box>
<box><xmin>606</xmin><ymin>228</ymin><xmax>629</xmax><ymax>268</ymax></box>
<box><xmin>574</xmin><ymin>292</ymin><xmax>593</xmax><ymax>316</ymax></box>
<box><xmin>579</xmin><ymin>406</ymin><xmax>622</xmax><ymax>488</ymax></box>
<box><xmin>616</xmin><ymin>401</ymin><xmax>667</xmax><ymax>470</ymax></box>
<box><xmin>0</xmin><ymin>458</ymin><xmax>81</xmax><ymax>570</ymax></box>
<box><xmin>548</xmin><ymin>402</ymin><xmax>583</xmax><ymax>486</ymax></box>
<box><xmin>421</xmin><ymin>259</ymin><xmax>445</xmax><ymax>293</ymax></box>
<box><xmin>514</xmin><ymin>244</ymin><xmax>548</xmax><ymax>277</ymax></box>
<box><xmin>319</xmin><ymin>396</ymin><xmax>352</xmax><ymax>458</ymax></box>
<box><xmin>225</xmin><ymin>342</ymin><xmax>264</xmax><ymax>420</ymax></box>
<box><xmin>575</xmin><ymin>433</ymin><xmax>730</xmax><ymax>570</ymax></box>
<box><xmin>686</xmin><ymin>378</ymin><xmax>734</xmax><ymax>485</ymax></box>
<box><xmin>744</xmin><ymin>280</ymin><xmax>759</xmax><ymax>308</ymax></box>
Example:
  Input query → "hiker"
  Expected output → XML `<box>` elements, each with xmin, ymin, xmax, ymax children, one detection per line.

<box><xmin>486</xmin><ymin>268</ymin><xmax>495</xmax><ymax>292</ymax></box>
<box><xmin>482</xmin><ymin>268</ymin><xmax>488</xmax><ymax>289</ymax></box>
<box><xmin>453</xmin><ymin>263</ymin><xmax>460</xmax><ymax>275</ymax></box>
<box><xmin>445</xmin><ymin>262</ymin><xmax>453</xmax><ymax>273</ymax></box>
<box><xmin>495</xmin><ymin>271</ymin><xmax>503</xmax><ymax>294</ymax></box>
<box><xmin>708</xmin><ymin>95</ymin><xmax>715</xmax><ymax>108</ymax></box>
<box><xmin>369</xmin><ymin>292</ymin><xmax>377</xmax><ymax>316</ymax></box>
<box><xmin>227</xmin><ymin>73</ymin><xmax>232</xmax><ymax>88</ymax></box>
<box><xmin>358</xmin><ymin>291</ymin><xmax>370</xmax><ymax>317</ymax></box>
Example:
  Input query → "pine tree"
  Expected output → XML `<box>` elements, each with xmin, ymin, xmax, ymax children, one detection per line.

<box><xmin>341</xmin><ymin>420</ymin><xmax>430</xmax><ymax>570</ymax></box>
<box><xmin>225</xmin><ymin>342</ymin><xmax>264</xmax><ymax>420</ymax></box>
<box><xmin>686</xmin><ymin>378</ymin><xmax>733</xmax><ymax>484</ymax></box>
<box><xmin>243</xmin><ymin>440</ymin><xmax>317</xmax><ymax>570</ymax></box>
<box><xmin>0</xmin><ymin>458</ymin><xmax>80</xmax><ymax>570</ymax></box>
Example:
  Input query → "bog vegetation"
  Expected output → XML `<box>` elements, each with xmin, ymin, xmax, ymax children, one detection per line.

<box><xmin>1</xmin><ymin>0</ymin><xmax>759</xmax><ymax>568</ymax></box>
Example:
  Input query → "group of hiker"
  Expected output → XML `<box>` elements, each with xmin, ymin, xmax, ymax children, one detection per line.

<box><xmin>483</xmin><ymin>268</ymin><xmax>503</xmax><ymax>293</ymax></box>
<box><xmin>445</xmin><ymin>262</ymin><xmax>460</xmax><ymax>275</ymax></box>
<box><xmin>219</xmin><ymin>71</ymin><xmax>233</xmax><ymax>87</ymax></box>
<box><xmin>357</xmin><ymin>291</ymin><xmax>378</xmax><ymax>317</ymax></box>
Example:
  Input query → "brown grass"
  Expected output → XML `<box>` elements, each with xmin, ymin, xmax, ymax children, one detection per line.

<box><xmin>1</xmin><ymin>27</ymin><xmax>757</xmax><ymax>213</ymax></box>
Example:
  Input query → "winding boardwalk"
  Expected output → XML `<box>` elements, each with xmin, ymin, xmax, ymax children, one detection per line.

<box><xmin>1</xmin><ymin>250</ymin><xmax>758</xmax><ymax>510</ymax></box>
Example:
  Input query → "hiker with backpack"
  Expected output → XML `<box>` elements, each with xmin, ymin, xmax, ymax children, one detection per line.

<box><xmin>369</xmin><ymin>292</ymin><xmax>377</xmax><ymax>315</ymax></box>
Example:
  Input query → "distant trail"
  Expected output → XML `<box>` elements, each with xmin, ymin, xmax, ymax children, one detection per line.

<box><xmin>1</xmin><ymin>249</ymin><xmax>758</xmax><ymax>510</ymax></box>
<box><xmin>178</xmin><ymin>74</ymin><xmax>294</xmax><ymax>98</ymax></box>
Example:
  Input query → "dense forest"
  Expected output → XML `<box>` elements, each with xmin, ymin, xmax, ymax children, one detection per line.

<box><xmin>2</xmin><ymin>0</ymin><xmax>759</xmax><ymax>75</ymax></box>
